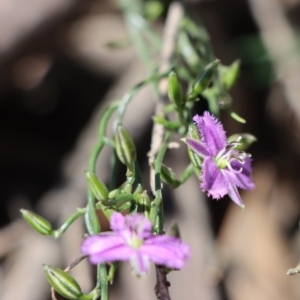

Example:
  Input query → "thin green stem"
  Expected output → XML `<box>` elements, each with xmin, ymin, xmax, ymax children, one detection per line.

<box><xmin>99</xmin><ymin>264</ymin><xmax>108</xmax><ymax>300</ymax></box>
<box><xmin>117</xmin><ymin>72</ymin><xmax>168</xmax><ymax>123</ymax></box>
<box><xmin>149</xmin><ymin>131</ymin><xmax>171</xmax><ymax>226</ymax></box>
<box><xmin>54</xmin><ymin>209</ymin><xmax>85</xmax><ymax>238</ymax></box>
<box><xmin>86</xmin><ymin>103</ymin><xmax>119</xmax><ymax>299</ymax></box>
<box><xmin>179</xmin><ymin>163</ymin><xmax>195</xmax><ymax>184</ymax></box>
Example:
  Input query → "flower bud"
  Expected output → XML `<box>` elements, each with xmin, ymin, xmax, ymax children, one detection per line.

<box><xmin>108</xmin><ymin>188</ymin><xmax>120</xmax><ymax>199</ymax></box>
<box><xmin>43</xmin><ymin>265</ymin><xmax>83</xmax><ymax>300</ymax></box>
<box><xmin>227</xmin><ymin>133</ymin><xmax>257</xmax><ymax>151</ymax></box>
<box><xmin>160</xmin><ymin>164</ymin><xmax>181</xmax><ymax>188</ymax></box>
<box><xmin>20</xmin><ymin>209</ymin><xmax>52</xmax><ymax>235</ymax></box>
<box><xmin>85</xmin><ymin>171</ymin><xmax>109</xmax><ymax>201</ymax></box>
<box><xmin>219</xmin><ymin>60</ymin><xmax>240</xmax><ymax>90</ymax></box>
<box><xmin>114</xmin><ymin>123</ymin><xmax>136</xmax><ymax>176</ymax></box>
<box><xmin>185</xmin><ymin>125</ymin><xmax>202</xmax><ymax>169</ymax></box>
<box><xmin>187</xmin><ymin>124</ymin><xmax>200</xmax><ymax>140</ymax></box>
<box><xmin>168</xmin><ymin>68</ymin><xmax>184</xmax><ymax>111</ymax></box>
<box><xmin>137</xmin><ymin>191</ymin><xmax>151</xmax><ymax>214</ymax></box>
<box><xmin>103</xmin><ymin>194</ymin><xmax>133</xmax><ymax>206</ymax></box>
<box><xmin>192</xmin><ymin>59</ymin><xmax>220</xmax><ymax>95</ymax></box>
<box><xmin>133</xmin><ymin>183</ymin><xmax>143</xmax><ymax>195</ymax></box>
<box><xmin>85</xmin><ymin>204</ymin><xmax>100</xmax><ymax>235</ymax></box>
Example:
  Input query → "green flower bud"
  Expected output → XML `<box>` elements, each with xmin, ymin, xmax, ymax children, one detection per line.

<box><xmin>160</xmin><ymin>164</ymin><xmax>180</xmax><ymax>188</ymax></box>
<box><xmin>192</xmin><ymin>59</ymin><xmax>220</xmax><ymax>95</ymax></box>
<box><xmin>137</xmin><ymin>191</ymin><xmax>151</xmax><ymax>214</ymax></box>
<box><xmin>133</xmin><ymin>183</ymin><xmax>143</xmax><ymax>195</ymax></box>
<box><xmin>114</xmin><ymin>123</ymin><xmax>136</xmax><ymax>177</ymax></box>
<box><xmin>43</xmin><ymin>265</ymin><xmax>83</xmax><ymax>300</ymax></box>
<box><xmin>187</xmin><ymin>124</ymin><xmax>200</xmax><ymax>140</ymax></box>
<box><xmin>85</xmin><ymin>202</ymin><xmax>100</xmax><ymax>235</ymax></box>
<box><xmin>188</xmin><ymin>148</ymin><xmax>202</xmax><ymax>169</ymax></box>
<box><xmin>227</xmin><ymin>133</ymin><xmax>257</xmax><ymax>151</ymax></box>
<box><xmin>168</xmin><ymin>68</ymin><xmax>184</xmax><ymax>111</ymax></box>
<box><xmin>85</xmin><ymin>171</ymin><xmax>109</xmax><ymax>201</ymax></box>
<box><xmin>20</xmin><ymin>209</ymin><xmax>53</xmax><ymax>235</ymax></box>
<box><xmin>108</xmin><ymin>188</ymin><xmax>120</xmax><ymax>199</ymax></box>
<box><xmin>185</xmin><ymin>125</ymin><xmax>202</xmax><ymax>169</ymax></box>
<box><xmin>103</xmin><ymin>194</ymin><xmax>133</xmax><ymax>206</ymax></box>
<box><xmin>219</xmin><ymin>60</ymin><xmax>240</xmax><ymax>90</ymax></box>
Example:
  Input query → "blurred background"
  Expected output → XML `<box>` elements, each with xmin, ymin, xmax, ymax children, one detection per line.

<box><xmin>1</xmin><ymin>0</ymin><xmax>300</xmax><ymax>299</ymax></box>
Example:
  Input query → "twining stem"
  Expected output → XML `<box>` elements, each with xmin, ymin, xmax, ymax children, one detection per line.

<box><xmin>85</xmin><ymin>102</ymin><xmax>119</xmax><ymax>300</ymax></box>
<box><xmin>54</xmin><ymin>209</ymin><xmax>85</xmax><ymax>238</ymax></box>
<box><xmin>179</xmin><ymin>163</ymin><xmax>195</xmax><ymax>184</ymax></box>
<box><xmin>117</xmin><ymin>72</ymin><xmax>168</xmax><ymax>123</ymax></box>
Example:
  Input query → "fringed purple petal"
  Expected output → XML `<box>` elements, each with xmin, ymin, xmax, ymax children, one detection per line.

<box><xmin>185</xmin><ymin>138</ymin><xmax>210</xmax><ymax>159</ymax></box>
<box><xmin>130</xmin><ymin>252</ymin><xmax>150</xmax><ymax>275</ymax></box>
<box><xmin>89</xmin><ymin>244</ymin><xmax>134</xmax><ymax>264</ymax></box>
<box><xmin>222</xmin><ymin>171</ymin><xmax>245</xmax><ymax>207</ymax></box>
<box><xmin>81</xmin><ymin>234</ymin><xmax>124</xmax><ymax>256</ymax></box>
<box><xmin>110</xmin><ymin>212</ymin><xmax>126</xmax><ymax>232</ymax></box>
<box><xmin>145</xmin><ymin>235</ymin><xmax>190</xmax><ymax>258</ymax></box>
<box><xmin>141</xmin><ymin>238</ymin><xmax>190</xmax><ymax>270</ymax></box>
<box><xmin>201</xmin><ymin>157</ymin><xmax>227</xmax><ymax>199</ymax></box>
<box><xmin>193</xmin><ymin>112</ymin><xmax>227</xmax><ymax>156</ymax></box>
<box><xmin>227</xmin><ymin>158</ymin><xmax>255</xmax><ymax>190</ymax></box>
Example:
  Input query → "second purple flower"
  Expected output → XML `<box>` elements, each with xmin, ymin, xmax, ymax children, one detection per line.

<box><xmin>81</xmin><ymin>212</ymin><xmax>190</xmax><ymax>276</ymax></box>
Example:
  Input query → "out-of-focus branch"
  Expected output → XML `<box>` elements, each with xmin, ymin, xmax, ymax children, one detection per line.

<box><xmin>148</xmin><ymin>1</ymin><xmax>184</xmax><ymax>193</ymax></box>
<box><xmin>147</xmin><ymin>2</ymin><xmax>184</xmax><ymax>299</ymax></box>
<box><xmin>248</xmin><ymin>0</ymin><xmax>300</xmax><ymax>123</ymax></box>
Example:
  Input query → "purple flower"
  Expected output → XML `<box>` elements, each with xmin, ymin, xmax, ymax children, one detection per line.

<box><xmin>185</xmin><ymin>111</ymin><xmax>255</xmax><ymax>207</ymax></box>
<box><xmin>81</xmin><ymin>212</ymin><xmax>190</xmax><ymax>276</ymax></box>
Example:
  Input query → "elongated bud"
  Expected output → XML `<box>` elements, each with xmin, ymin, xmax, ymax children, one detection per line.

<box><xmin>108</xmin><ymin>188</ymin><xmax>120</xmax><ymax>199</ymax></box>
<box><xmin>85</xmin><ymin>171</ymin><xmax>108</xmax><ymax>200</ymax></box>
<box><xmin>85</xmin><ymin>203</ymin><xmax>100</xmax><ymax>234</ymax></box>
<box><xmin>188</xmin><ymin>148</ymin><xmax>202</xmax><ymax>169</ymax></box>
<box><xmin>133</xmin><ymin>183</ymin><xmax>143</xmax><ymax>195</ymax></box>
<box><xmin>227</xmin><ymin>133</ymin><xmax>257</xmax><ymax>151</ymax></box>
<box><xmin>192</xmin><ymin>59</ymin><xmax>220</xmax><ymax>95</ymax></box>
<box><xmin>160</xmin><ymin>164</ymin><xmax>180</xmax><ymax>188</ymax></box>
<box><xmin>168</xmin><ymin>68</ymin><xmax>184</xmax><ymax>111</ymax></box>
<box><xmin>20</xmin><ymin>209</ymin><xmax>53</xmax><ymax>235</ymax></box>
<box><xmin>220</xmin><ymin>60</ymin><xmax>240</xmax><ymax>90</ymax></box>
<box><xmin>102</xmin><ymin>194</ymin><xmax>133</xmax><ymax>206</ymax></box>
<box><xmin>188</xmin><ymin>124</ymin><xmax>200</xmax><ymax>139</ymax></box>
<box><xmin>137</xmin><ymin>191</ymin><xmax>151</xmax><ymax>213</ymax></box>
<box><xmin>43</xmin><ymin>265</ymin><xmax>83</xmax><ymax>300</ymax></box>
<box><xmin>186</xmin><ymin>125</ymin><xmax>202</xmax><ymax>169</ymax></box>
<box><xmin>114</xmin><ymin>123</ymin><xmax>136</xmax><ymax>176</ymax></box>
